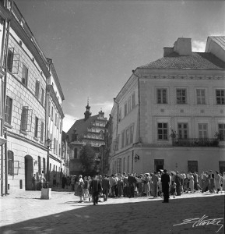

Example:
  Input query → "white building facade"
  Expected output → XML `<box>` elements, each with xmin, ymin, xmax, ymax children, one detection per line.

<box><xmin>110</xmin><ymin>37</ymin><xmax>225</xmax><ymax>175</ymax></box>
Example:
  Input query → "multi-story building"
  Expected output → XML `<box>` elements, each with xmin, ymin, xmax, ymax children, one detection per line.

<box><xmin>0</xmin><ymin>0</ymin><xmax>65</xmax><ymax>194</ymax></box>
<box><xmin>110</xmin><ymin>37</ymin><xmax>225</xmax><ymax>175</ymax></box>
<box><xmin>67</xmin><ymin>103</ymin><xmax>108</xmax><ymax>175</ymax></box>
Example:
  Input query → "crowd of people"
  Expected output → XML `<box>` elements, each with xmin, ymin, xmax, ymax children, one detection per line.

<box><xmin>63</xmin><ymin>170</ymin><xmax>225</xmax><ymax>205</ymax></box>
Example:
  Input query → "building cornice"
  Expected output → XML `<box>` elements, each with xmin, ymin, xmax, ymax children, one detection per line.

<box><xmin>47</xmin><ymin>85</ymin><xmax>64</xmax><ymax>118</ymax></box>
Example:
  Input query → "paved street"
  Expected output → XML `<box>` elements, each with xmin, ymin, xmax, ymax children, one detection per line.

<box><xmin>0</xmin><ymin>190</ymin><xmax>224</xmax><ymax>234</ymax></box>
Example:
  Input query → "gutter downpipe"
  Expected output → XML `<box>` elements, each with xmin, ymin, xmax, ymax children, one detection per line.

<box><xmin>132</xmin><ymin>69</ymin><xmax>141</xmax><ymax>173</ymax></box>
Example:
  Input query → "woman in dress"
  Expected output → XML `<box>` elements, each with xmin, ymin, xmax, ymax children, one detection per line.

<box><xmin>189</xmin><ymin>173</ymin><xmax>194</xmax><ymax>193</ymax></box>
<box><xmin>145</xmin><ymin>173</ymin><xmax>151</xmax><ymax>197</ymax></box>
<box><xmin>77</xmin><ymin>175</ymin><xmax>84</xmax><ymax>203</ymax></box>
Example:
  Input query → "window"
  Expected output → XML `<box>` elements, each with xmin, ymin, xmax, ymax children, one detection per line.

<box><xmin>48</xmin><ymin>102</ymin><xmax>51</xmax><ymax>117</ymax></box>
<box><xmin>125</xmin><ymin>128</ymin><xmax>130</xmax><ymax>146</ymax></box>
<box><xmin>40</xmin><ymin>122</ymin><xmax>44</xmax><ymax>142</ymax></box>
<box><xmin>178</xmin><ymin>123</ymin><xmax>188</xmax><ymax>139</ymax></box>
<box><xmin>196</xmin><ymin>89</ymin><xmax>206</xmax><ymax>104</ymax></box>
<box><xmin>59</xmin><ymin>144</ymin><xmax>61</xmax><ymax>157</ymax></box>
<box><xmin>132</xmin><ymin>92</ymin><xmax>135</xmax><ymax>109</ymax></box>
<box><xmin>41</xmin><ymin>88</ymin><xmax>44</xmax><ymax>105</ymax></box>
<box><xmin>121</xmin><ymin>131</ymin><xmax>125</xmax><ymax>148</ymax></box>
<box><xmin>21</xmin><ymin>106</ymin><xmax>32</xmax><ymax>131</ymax></box>
<box><xmin>123</xmin><ymin>158</ymin><xmax>125</xmax><ymax>173</ymax></box>
<box><xmin>176</xmin><ymin>89</ymin><xmax>187</xmax><ymax>104</ymax></box>
<box><xmin>118</xmin><ymin>108</ymin><xmax>122</xmax><ymax>122</ymax></box>
<box><xmin>158</xmin><ymin>123</ymin><xmax>168</xmax><ymax>140</ymax></box>
<box><xmin>51</xmin><ymin>106</ymin><xmax>53</xmax><ymax>120</ymax></box>
<box><xmin>7</xmin><ymin>48</ymin><xmax>14</xmax><ymax>72</ymax></box>
<box><xmin>157</xmin><ymin>89</ymin><xmax>167</xmax><ymax>104</ymax></box>
<box><xmin>130</xmin><ymin>124</ymin><xmax>134</xmax><ymax>144</ymax></box>
<box><xmin>34</xmin><ymin>117</ymin><xmax>39</xmax><ymax>138</ymax></box>
<box><xmin>35</xmin><ymin>80</ymin><xmax>40</xmax><ymax>99</ymax></box>
<box><xmin>43</xmin><ymin>158</ymin><xmax>46</xmax><ymax>174</ymax></box>
<box><xmin>74</xmin><ymin>148</ymin><xmax>78</xmax><ymax>158</ymax></box>
<box><xmin>117</xmin><ymin>158</ymin><xmax>122</xmax><ymax>173</ymax></box>
<box><xmin>5</xmin><ymin>96</ymin><xmax>12</xmax><ymax>125</ymax></box>
<box><xmin>218</xmin><ymin>124</ymin><xmax>225</xmax><ymax>141</ymax></box>
<box><xmin>198</xmin><ymin>123</ymin><xmax>208</xmax><ymax>139</ymax></box>
<box><xmin>128</xmin><ymin>97</ymin><xmax>131</xmax><ymax>113</ymax></box>
<box><xmin>216</xmin><ymin>89</ymin><xmax>225</xmax><ymax>105</ymax></box>
<box><xmin>127</xmin><ymin>156</ymin><xmax>130</xmax><ymax>173</ymax></box>
<box><xmin>124</xmin><ymin>103</ymin><xmax>128</xmax><ymax>117</ymax></box>
<box><xmin>188</xmin><ymin>161</ymin><xmax>198</xmax><ymax>173</ymax></box>
<box><xmin>8</xmin><ymin>151</ymin><xmax>14</xmax><ymax>175</ymax></box>
<box><xmin>22</xmin><ymin>64</ymin><xmax>28</xmax><ymax>87</ymax></box>
<box><xmin>53</xmin><ymin>138</ymin><xmax>56</xmax><ymax>154</ymax></box>
<box><xmin>55</xmin><ymin>113</ymin><xmax>57</xmax><ymax>126</ymax></box>
<box><xmin>38</xmin><ymin>156</ymin><xmax>41</xmax><ymax>174</ymax></box>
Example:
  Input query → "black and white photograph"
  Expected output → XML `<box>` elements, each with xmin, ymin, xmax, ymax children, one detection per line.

<box><xmin>0</xmin><ymin>0</ymin><xmax>224</xmax><ymax>233</ymax></box>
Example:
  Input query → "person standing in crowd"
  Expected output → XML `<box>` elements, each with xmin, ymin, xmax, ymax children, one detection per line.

<box><xmin>189</xmin><ymin>173</ymin><xmax>194</xmax><ymax>193</ymax></box>
<box><xmin>128</xmin><ymin>173</ymin><xmax>137</xmax><ymax>198</ymax></box>
<box><xmin>77</xmin><ymin>175</ymin><xmax>84</xmax><ymax>203</ymax></box>
<box><xmin>214</xmin><ymin>171</ymin><xmax>222</xmax><ymax>193</ymax></box>
<box><xmin>222</xmin><ymin>172</ymin><xmax>225</xmax><ymax>192</ymax></box>
<box><xmin>151</xmin><ymin>172</ymin><xmax>159</xmax><ymax>198</ymax></box>
<box><xmin>32</xmin><ymin>174</ymin><xmax>36</xmax><ymax>190</ymax></box>
<box><xmin>102</xmin><ymin>175</ymin><xmax>110</xmax><ymax>201</ymax></box>
<box><xmin>208</xmin><ymin>170</ymin><xmax>215</xmax><ymax>193</ymax></box>
<box><xmin>117</xmin><ymin>175</ymin><xmax>124</xmax><ymax>197</ymax></box>
<box><xmin>90</xmin><ymin>175</ymin><xmax>102</xmax><ymax>205</ymax></box>
<box><xmin>83</xmin><ymin>176</ymin><xmax>89</xmax><ymax>200</ymax></box>
<box><xmin>123</xmin><ymin>173</ymin><xmax>128</xmax><ymax>197</ymax></box>
<box><xmin>62</xmin><ymin>174</ymin><xmax>66</xmax><ymax>189</ymax></box>
<box><xmin>175</xmin><ymin>172</ymin><xmax>181</xmax><ymax>196</ymax></box>
<box><xmin>161</xmin><ymin>169</ymin><xmax>170</xmax><ymax>203</ymax></box>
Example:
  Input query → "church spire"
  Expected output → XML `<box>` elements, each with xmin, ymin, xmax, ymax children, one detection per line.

<box><xmin>84</xmin><ymin>98</ymin><xmax>92</xmax><ymax>120</ymax></box>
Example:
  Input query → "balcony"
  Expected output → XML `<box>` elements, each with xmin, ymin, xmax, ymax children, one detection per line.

<box><xmin>172</xmin><ymin>138</ymin><xmax>219</xmax><ymax>147</ymax></box>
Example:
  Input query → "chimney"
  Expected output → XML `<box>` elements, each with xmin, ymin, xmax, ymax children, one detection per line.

<box><xmin>174</xmin><ymin>38</ymin><xmax>192</xmax><ymax>56</ymax></box>
<box><xmin>163</xmin><ymin>47</ymin><xmax>174</xmax><ymax>57</ymax></box>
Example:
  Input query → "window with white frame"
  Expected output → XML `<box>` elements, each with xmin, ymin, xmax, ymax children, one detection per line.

<box><xmin>132</xmin><ymin>92</ymin><xmax>135</xmax><ymax>109</ymax></box>
<box><xmin>128</xmin><ymin>97</ymin><xmax>131</xmax><ymax>113</ymax></box>
<box><xmin>20</xmin><ymin>106</ymin><xmax>32</xmax><ymax>131</ymax></box>
<box><xmin>41</xmin><ymin>88</ymin><xmax>44</xmax><ymax>105</ymax></box>
<box><xmin>7</xmin><ymin>48</ymin><xmax>14</xmax><ymax>72</ymax></box>
<box><xmin>218</xmin><ymin>123</ymin><xmax>225</xmax><ymax>141</ymax></box>
<box><xmin>40</xmin><ymin>121</ymin><xmax>44</xmax><ymax>142</ymax></box>
<box><xmin>8</xmin><ymin>151</ymin><xmax>14</xmax><ymax>175</ymax></box>
<box><xmin>125</xmin><ymin>128</ymin><xmax>130</xmax><ymax>146</ymax></box>
<box><xmin>34</xmin><ymin>117</ymin><xmax>39</xmax><ymax>138</ymax></box>
<box><xmin>178</xmin><ymin>123</ymin><xmax>188</xmax><ymax>139</ymax></box>
<box><xmin>5</xmin><ymin>96</ymin><xmax>12</xmax><ymax>125</ymax></box>
<box><xmin>35</xmin><ymin>80</ymin><xmax>40</xmax><ymax>99</ymax></box>
<box><xmin>124</xmin><ymin>102</ymin><xmax>128</xmax><ymax>117</ymax></box>
<box><xmin>121</xmin><ymin>130</ymin><xmax>125</xmax><ymax>148</ymax></box>
<box><xmin>157</xmin><ymin>123</ymin><xmax>168</xmax><ymax>140</ymax></box>
<box><xmin>198</xmin><ymin>123</ymin><xmax>208</xmax><ymax>139</ymax></box>
<box><xmin>196</xmin><ymin>89</ymin><xmax>206</xmax><ymax>104</ymax></box>
<box><xmin>176</xmin><ymin>88</ymin><xmax>187</xmax><ymax>104</ymax></box>
<box><xmin>157</xmin><ymin>88</ymin><xmax>167</xmax><ymax>104</ymax></box>
<box><xmin>216</xmin><ymin>89</ymin><xmax>225</xmax><ymax>105</ymax></box>
<box><xmin>22</xmin><ymin>64</ymin><xmax>28</xmax><ymax>87</ymax></box>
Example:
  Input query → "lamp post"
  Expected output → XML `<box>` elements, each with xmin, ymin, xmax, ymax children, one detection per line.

<box><xmin>46</xmin><ymin>138</ymin><xmax>51</xmax><ymax>186</ymax></box>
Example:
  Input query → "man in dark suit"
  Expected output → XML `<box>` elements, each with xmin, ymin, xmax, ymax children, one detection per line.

<box><xmin>90</xmin><ymin>175</ymin><xmax>102</xmax><ymax>205</ymax></box>
<box><xmin>128</xmin><ymin>173</ymin><xmax>136</xmax><ymax>198</ymax></box>
<box><xmin>102</xmin><ymin>175</ymin><xmax>110</xmax><ymax>201</ymax></box>
<box><xmin>161</xmin><ymin>169</ymin><xmax>170</xmax><ymax>203</ymax></box>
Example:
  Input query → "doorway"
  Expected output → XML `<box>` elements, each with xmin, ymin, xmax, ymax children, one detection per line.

<box><xmin>24</xmin><ymin>155</ymin><xmax>33</xmax><ymax>190</ymax></box>
<box><xmin>154</xmin><ymin>159</ymin><xmax>164</xmax><ymax>172</ymax></box>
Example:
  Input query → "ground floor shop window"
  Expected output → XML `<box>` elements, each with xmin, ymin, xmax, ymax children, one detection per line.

<box><xmin>154</xmin><ymin>159</ymin><xmax>164</xmax><ymax>172</ymax></box>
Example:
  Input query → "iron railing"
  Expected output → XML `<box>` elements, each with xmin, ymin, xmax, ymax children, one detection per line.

<box><xmin>172</xmin><ymin>138</ymin><xmax>219</xmax><ymax>147</ymax></box>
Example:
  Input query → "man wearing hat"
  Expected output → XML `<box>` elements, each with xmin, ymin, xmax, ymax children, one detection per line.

<box><xmin>161</xmin><ymin>169</ymin><xmax>170</xmax><ymax>203</ymax></box>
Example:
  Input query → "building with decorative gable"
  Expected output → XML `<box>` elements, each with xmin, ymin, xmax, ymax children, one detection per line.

<box><xmin>67</xmin><ymin>103</ymin><xmax>107</xmax><ymax>175</ymax></box>
<box><xmin>110</xmin><ymin>37</ymin><xmax>225</xmax><ymax>175</ymax></box>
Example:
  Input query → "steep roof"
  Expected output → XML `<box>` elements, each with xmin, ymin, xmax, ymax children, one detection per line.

<box><xmin>138</xmin><ymin>52</ymin><xmax>225</xmax><ymax>70</ymax></box>
<box><xmin>67</xmin><ymin>115</ymin><xmax>99</xmax><ymax>140</ymax></box>
<box><xmin>208</xmin><ymin>36</ymin><xmax>225</xmax><ymax>51</ymax></box>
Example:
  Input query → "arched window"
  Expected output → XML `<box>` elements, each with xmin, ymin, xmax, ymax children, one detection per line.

<box><xmin>8</xmin><ymin>151</ymin><xmax>14</xmax><ymax>175</ymax></box>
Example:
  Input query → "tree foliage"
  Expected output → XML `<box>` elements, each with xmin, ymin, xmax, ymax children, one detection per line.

<box><xmin>79</xmin><ymin>144</ymin><xmax>96</xmax><ymax>176</ymax></box>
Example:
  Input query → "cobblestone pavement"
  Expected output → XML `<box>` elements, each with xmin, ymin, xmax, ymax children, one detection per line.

<box><xmin>0</xmin><ymin>189</ymin><xmax>224</xmax><ymax>234</ymax></box>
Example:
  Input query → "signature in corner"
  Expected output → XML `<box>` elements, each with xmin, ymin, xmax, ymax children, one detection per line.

<box><xmin>173</xmin><ymin>215</ymin><xmax>224</xmax><ymax>233</ymax></box>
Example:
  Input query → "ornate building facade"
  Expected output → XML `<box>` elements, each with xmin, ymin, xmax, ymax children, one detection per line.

<box><xmin>110</xmin><ymin>37</ymin><xmax>225</xmax><ymax>175</ymax></box>
<box><xmin>67</xmin><ymin>103</ymin><xmax>107</xmax><ymax>175</ymax></box>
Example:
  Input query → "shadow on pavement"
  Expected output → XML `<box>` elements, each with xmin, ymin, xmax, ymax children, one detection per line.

<box><xmin>0</xmin><ymin>196</ymin><xmax>224</xmax><ymax>234</ymax></box>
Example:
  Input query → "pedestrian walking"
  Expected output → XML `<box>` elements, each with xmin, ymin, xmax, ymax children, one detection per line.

<box><xmin>90</xmin><ymin>175</ymin><xmax>102</xmax><ymax>205</ymax></box>
<box><xmin>102</xmin><ymin>175</ymin><xmax>110</xmax><ymax>201</ymax></box>
<box><xmin>161</xmin><ymin>169</ymin><xmax>170</xmax><ymax>203</ymax></box>
<box><xmin>77</xmin><ymin>175</ymin><xmax>84</xmax><ymax>203</ymax></box>
<box><xmin>32</xmin><ymin>174</ymin><xmax>36</xmax><ymax>190</ymax></box>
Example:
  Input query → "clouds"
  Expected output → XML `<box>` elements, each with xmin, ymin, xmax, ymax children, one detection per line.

<box><xmin>91</xmin><ymin>101</ymin><xmax>113</xmax><ymax>113</ymax></box>
<box><xmin>192</xmin><ymin>40</ymin><xmax>206</xmax><ymax>52</ymax></box>
<box><xmin>63</xmin><ymin>114</ymin><xmax>78</xmax><ymax>132</ymax></box>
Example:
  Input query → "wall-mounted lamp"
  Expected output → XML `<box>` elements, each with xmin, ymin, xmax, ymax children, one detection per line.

<box><xmin>134</xmin><ymin>154</ymin><xmax>140</xmax><ymax>162</ymax></box>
